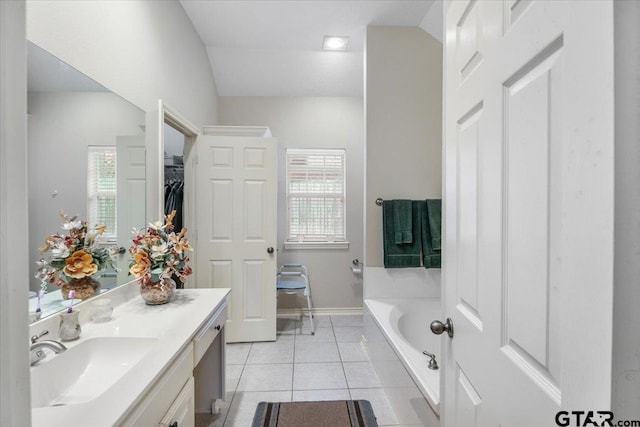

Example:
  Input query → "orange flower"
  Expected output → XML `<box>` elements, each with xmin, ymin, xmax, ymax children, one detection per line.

<box><xmin>63</xmin><ymin>250</ymin><xmax>98</xmax><ymax>279</ymax></box>
<box><xmin>133</xmin><ymin>251</ymin><xmax>151</xmax><ymax>266</ymax></box>
<box><xmin>166</xmin><ymin>210</ymin><xmax>176</xmax><ymax>225</ymax></box>
<box><xmin>129</xmin><ymin>251</ymin><xmax>151</xmax><ymax>278</ymax></box>
<box><xmin>169</xmin><ymin>229</ymin><xmax>193</xmax><ymax>254</ymax></box>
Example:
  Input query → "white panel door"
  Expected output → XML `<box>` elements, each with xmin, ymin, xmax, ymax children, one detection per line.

<box><xmin>195</xmin><ymin>135</ymin><xmax>277</xmax><ymax>343</ymax></box>
<box><xmin>442</xmin><ymin>1</ymin><xmax>614</xmax><ymax>426</ymax></box>
<box><xmin>116</xmin><ymin>135</ymin><xmax>146</xmax><ymax>285</ymax></box>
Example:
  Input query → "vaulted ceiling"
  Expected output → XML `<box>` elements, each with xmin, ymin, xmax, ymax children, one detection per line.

<box><xmin>179</xmin><ymin>1</ymin><xmax>442</xmax><ymax>97</ymax></box>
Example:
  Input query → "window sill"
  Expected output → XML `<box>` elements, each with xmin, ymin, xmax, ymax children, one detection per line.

<box><xmin>284</xmin><ymin>241</ymin><xmax>350</xmax><ymax>250</ymax></box>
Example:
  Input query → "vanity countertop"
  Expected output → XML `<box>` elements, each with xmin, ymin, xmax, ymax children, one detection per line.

<box><xmin>30</xmin><ymin>288</ymin><xmax>230</xmax><ymax>427</ymax></box>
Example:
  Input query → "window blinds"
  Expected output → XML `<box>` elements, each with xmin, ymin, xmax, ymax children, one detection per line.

<box><xmin>87</xmin><ymin>146</ymin><xmax>117</xmax><ymax>241</ymax></box>
<box><xmin>286</xmin><ymin>149</ymin><xmax>346</xmax><ymax>242</ymax></box>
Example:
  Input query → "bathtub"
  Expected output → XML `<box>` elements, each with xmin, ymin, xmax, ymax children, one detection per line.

<box><xmin>364</xmin><ymin>298</ymin><xmax>441</xmax><ymax>416</ymax></box>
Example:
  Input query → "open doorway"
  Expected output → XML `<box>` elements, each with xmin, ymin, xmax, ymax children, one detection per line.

<box><xmin>157</xmin><ymin>101</ymin><xmax>200</xmax><ymax>288</ymax></box>
<box><xmin>164</xmin><ymin>123</ymin><xmax>186</xmax><ymax>247</ymax></box>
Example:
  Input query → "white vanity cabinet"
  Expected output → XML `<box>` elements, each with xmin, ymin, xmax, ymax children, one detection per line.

<box><xmin>30</xmin><ymin>288</ymin><xmax>231</xmax><ymax>427</ymax></box>
<box><xmin>120</xmin><ymin>299</ymin><xmax>228</xmax><ymax>426</ymax></box>
<box><xmin>120</xmin><ymin>345</ymin><xmax>195</xmax><ymax>426</ymax></box>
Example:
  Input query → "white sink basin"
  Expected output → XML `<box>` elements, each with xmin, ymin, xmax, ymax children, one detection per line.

<box><xmin>31</xmin><ymin>337</ymin><xmax>157</xmax><ymax>408</ymax></box>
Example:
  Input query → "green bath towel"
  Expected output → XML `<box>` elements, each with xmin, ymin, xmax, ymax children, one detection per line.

<box><xmin>421</xmin><ymin>200</ymin><xmax>442</xmax><ymax>269</ymax></box>
<box><xmin>392</xmin><ymin>199</ymin><xmax>413</xmax><ymax>244</ymax></box>
<box><xmin>383</xmin><ymin>200</ymin><xmax>422</xmax><ymax>268</ymax></box>
<box><xmin>426</xmin><ymin>199</ymin><xmax>442</xmax><ymax>251</ymax></box>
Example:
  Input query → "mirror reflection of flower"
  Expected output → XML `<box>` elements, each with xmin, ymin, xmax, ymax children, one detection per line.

<box><xmin>128</xmin><ymin>210</ymin><xmax>193</xmax><ymax>286</ymax></box>
<box><xmin>35</xmin><ymin>210</ymin><xmax>118</xmax><ymax>290</ymax></box>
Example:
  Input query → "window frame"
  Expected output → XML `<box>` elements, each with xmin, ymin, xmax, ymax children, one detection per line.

<box><xmin>87</xmin><ymin>145</ymin><xmax>117</xmax><ymax>243</ymax></box>
<box><xmin>284</xmin><ymin>148</ymin><xmax>349</xmax><ymax>250</ymax></box>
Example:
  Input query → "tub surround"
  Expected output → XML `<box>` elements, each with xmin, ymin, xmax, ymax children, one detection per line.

<box><xmin>364</xmin><ymin>297</ymin><xmax>441</xmax><ymax>417</ymax></box>
<box><xmin>363</xmin><ymin>266</ymin><xmax>442</xmax><ymax>419</ymax></box>
<box><xmin>364</xmin><ymin>266</ymin><xmax>441</xmax><ymax>299</ymax></box>
<box><xmin>29</xmin><ymin>283</ymin><xmax>230</xmax><ymax>426</ymax></box>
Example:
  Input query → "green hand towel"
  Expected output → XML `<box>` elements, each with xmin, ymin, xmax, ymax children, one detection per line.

<box><xmin>383</xmin><ymin>200</ymin><xmax>421</xmax><ymax>268</ymax></box>
<box><xmin>426</xmin><ymin>199</ymin><xmax>442</xmax><ymax>251</ymax></box>
<box><xmin>421</xmin><ymin>200</ymin><xmax>441</xmax><ymax>269</ymax></box>
<box><xmin>392</xmin><ymin>199</ymin><xmax>413</xmax><ymax>244</ymax></box>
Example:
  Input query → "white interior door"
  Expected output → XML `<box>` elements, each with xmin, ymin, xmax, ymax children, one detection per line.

<box><xmin>195</xmin><ymin>134</ymin><xmax>277</xmax><ymax>343</ymax></box>
<box><xmin>442</xmin><ymin>1</ymin><xmax>615</xmax><ymax>426</ymax></box>
<box><xmin>116</xmin><ymin>135</ymin><xmax>146</xmax><ymax>285</ymax></box>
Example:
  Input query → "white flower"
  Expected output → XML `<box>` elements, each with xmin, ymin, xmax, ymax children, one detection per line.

<box><xmin>151</xmin><ymin>242</ymin><xmax>168</xmax><ymax>258</ymax></box>
<box><xmin>62</xmin><ymin>220</ymin><xmax>82</xmax><ymax>230</ymax></box>
<box><xmin>51</xmin><ymin>242</ymin><xmax>70</xmax><ymax>259</ymax></box>
<box><xmin>148</xmin><ymin>221</ymin><xmax>166</xmax><ymax>231</ymax></box>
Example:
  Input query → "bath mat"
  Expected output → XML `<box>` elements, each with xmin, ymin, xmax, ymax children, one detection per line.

<box><xmin>252</xmin><ymin>399</ymin><xmax>378</xmax><ymax>427</ymax></box>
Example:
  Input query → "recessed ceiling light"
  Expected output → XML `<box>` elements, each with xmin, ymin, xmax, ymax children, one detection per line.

<box><xmin>323</xmin><ymin>36</ymin><xmax>349</xmax><ymax>51</ymax></box>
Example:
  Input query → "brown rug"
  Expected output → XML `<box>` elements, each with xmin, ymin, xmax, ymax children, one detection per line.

<box><xmin>252</xmin><ymin>400</ymin><xmax>378</xmax><ymax>427</ymax></box>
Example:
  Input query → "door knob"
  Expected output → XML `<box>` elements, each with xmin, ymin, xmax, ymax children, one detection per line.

<box><xmin>267</xmin><ymin>247</ymin><xmax>274</xmax><ymax>254</ymax></box>
<box><xmin>430</xmin><ymin>318</ymin><xmax>454</xmax><ymax>338</ymax></box>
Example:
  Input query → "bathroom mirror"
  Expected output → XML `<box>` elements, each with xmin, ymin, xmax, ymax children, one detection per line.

<box><xmin>27</xmin><ymin>41</ymin><xmax>146</xmax><ymax>320</ymax></box>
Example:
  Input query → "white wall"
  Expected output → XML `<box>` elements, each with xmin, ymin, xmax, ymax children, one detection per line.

<box><xmin>26</xmin><ymin>0</ymin><xmax>218</xmax><ymax>128</ymax></box>
<box><xmin>613</xmin><ymin>0</ymin><xmax>640</xmax><ymax>419</ymax></box>
<box><xmin>27</xmin><ymin>91</ymin><xmax>145</xmax><ymax>291</ymax></box>
<box><xmin>219</xmin><ymin>97</ymin><xmax>365</xmax><ymax>310</ymax></box>
<box><xmin>365</xmin><ymin>26</ymin><xmax>443</xmax><ymax>268</ymax></box>
<box><xmin>0</xmin><ymin>0</ymin><xmax>31</xmax><ymax>424</ymax></box>
<box><xmin>419</xmin><ymin>0</ymin><xmax>444</xmax><ymax>43</ymax></box>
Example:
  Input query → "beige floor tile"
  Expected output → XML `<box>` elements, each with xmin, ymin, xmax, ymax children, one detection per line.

<box><xmin>337</xmin><ymin>341</ymin><xmax>370</xmax><ymax>362</ymax></box>
<box><xmin>333</xmin><ymin>326</ymin><xmax>365</xmax><ymax>342</ymax></box>
<box><xmin>276</xmin><ymin>317</ymin><xmax>298</xmax><ymax>335</ymax></box>
<box><xmin>225</xmin><ymin>343</ymin><xmax>252</xmax><ymax>365</ymax></box>
<box><xmin>330</xmin><ymin>314</ymin><xmax>363</xmax><ymax>327</ymax></box>
<box><xmin>246</xmin><ymin>336</ymin><xmax>295</xmax><ymax>364</ymax></box>
<box><xmin>292</xmin><ymin>389</ymin><xmax>351</xmax><ymax>402</ymax></box>
<box><xmin>343</xmin><ymin>362</ymin><xmax>383</xmax><ymax>388</ymax></box>
<box><xmin>293</xmin><ymin>362</ymin><xmax>347</xmax><ymax>390</ymax></box>
<box><xmin>236</xmin><ymin>364</ymin><xmax>293</xmax><ymax>392</ymax></box>
<box><xmin>349</xmin><ymin>388</ymin><xmax>399</xmax><ymax>426</ymax></box>
<box><xmin>301</xmin><ymin>314</ymin><xmax>332</xmax><ymax>331</ymax></box>
<box><xmin>225</xmin><ymin>364</ymin><xmax>243</xmax><ymax>393</ymax></box>
<box><xmin>294</xmin><ymin>341</ymin><xmax>341</xmax><ymax>363</ymax></box>
<box><xmin>295</xmin><ymin>326</ymin><xmax>335</xmax><ymax>343</ymax></box>
<box><xmin>223</xmin><ymin>391</ymin><xmax>291</xmax><ymax>427</ymax></box>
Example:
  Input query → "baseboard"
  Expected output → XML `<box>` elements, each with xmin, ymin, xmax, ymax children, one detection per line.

<box><xmin>277</xmin><ymin>307</ymin><xmax>363</xmax><ymax>316</ymax></box>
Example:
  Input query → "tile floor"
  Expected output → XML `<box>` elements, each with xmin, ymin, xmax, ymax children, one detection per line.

<box><xmin>205</xmin><ymin>314</ymin><xmax>432</xmax><ymax>427</ymax></box>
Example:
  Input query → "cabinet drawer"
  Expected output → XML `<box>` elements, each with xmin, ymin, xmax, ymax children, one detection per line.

<box><xmin>159</xmin><ymin>376</ymin><xmax>195</xmax><ymax>427</ymax></box>
<box><xmin>193</xmin><ymin>303</ymin><xmax>227</xmax><ymax>366</ymax></box>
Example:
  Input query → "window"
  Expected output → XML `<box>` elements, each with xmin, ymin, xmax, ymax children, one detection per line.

<box><xmin>286</xmin><ymin>148</ymin><xmax>347</xmax><ymax>248</ymax></box>
<box><xmin>87</xmin><ymin>146</ymin><xmax>117</xmax><ymax>242</ymax></box>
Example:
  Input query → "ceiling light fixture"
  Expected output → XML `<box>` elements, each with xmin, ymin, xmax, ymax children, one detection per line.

<box><xmin>323</xmin><ymin>36</ymin><xmax>349</xmax><ymax>51</ymax></box>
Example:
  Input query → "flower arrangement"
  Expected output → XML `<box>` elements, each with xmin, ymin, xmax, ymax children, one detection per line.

<box><xmin>128</xmin><ymin>210</ymin><xmax>193</xmax><ymax>286</ymax></box>
<box><xmin>35</xmin><ymin>211</ymin><xmax>117</xmax><ymax>290</ymax></box>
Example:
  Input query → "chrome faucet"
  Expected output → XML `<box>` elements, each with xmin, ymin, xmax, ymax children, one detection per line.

<box><xmin>30</xmin><ymin>330</ymin><xmax>67</xmax><ymax>366</ymax></box>
<box><xmin>422</xmin><ymin>350</ymin><xmax>439</xmax><ymax>370</ymax></box>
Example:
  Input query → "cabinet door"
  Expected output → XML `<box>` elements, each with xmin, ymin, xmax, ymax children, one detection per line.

<box><xmin>121</xmin><ymin>345</ymin><xmax>194</xmax><ymax>427</ymax></box>
<box><xmin>159</xmin><ymin>376</ymin><xmax>195</xmax><ymax>427</ymax></box>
